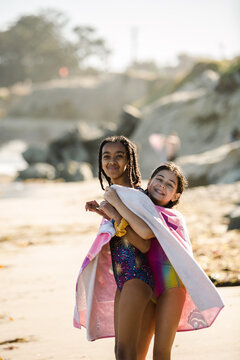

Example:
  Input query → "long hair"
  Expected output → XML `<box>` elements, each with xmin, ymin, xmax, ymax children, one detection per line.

<box><xmin>98</xmin><ymin>135</ymin><xmax>141</xmax><ymax>190</ymax></box>
<box><xmin>146</xmin><ymin>162</ymin><xmax>188</xmax><ymax>208</ymax></box>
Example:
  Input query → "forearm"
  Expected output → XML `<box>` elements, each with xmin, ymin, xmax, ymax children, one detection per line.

<box><xmin>125</xmin><ymin>227</ymin><xmax>151</xmax><ymax>253</ymax></box>
<box><xmin>113</xmin><ymin>201</ymin><xmax>154</xmax><ymax>239</ymax></box>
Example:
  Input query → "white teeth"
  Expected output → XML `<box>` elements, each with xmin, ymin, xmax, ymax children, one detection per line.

<box><xmin>155</xmin><ymin>189</ymin><xmax>164</xmax><ymax>196</ymax></box>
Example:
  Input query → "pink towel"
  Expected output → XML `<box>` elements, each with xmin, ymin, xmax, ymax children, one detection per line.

<box><xmin>74</xmin><ymin>185</ymin><xmax>224</xmax><ymax>341</ymax></box>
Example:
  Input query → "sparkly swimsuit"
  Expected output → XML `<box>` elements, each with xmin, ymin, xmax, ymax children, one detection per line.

<box><xmin>110</xmin><ymin>235</ymin><xmax>154</xmax><ymax>291</ymax></box>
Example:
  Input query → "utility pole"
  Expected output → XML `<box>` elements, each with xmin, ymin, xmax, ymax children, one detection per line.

<box><xmin>130</xmin><ymin>26</ymin><xmax>139</xmax><ymax>65</ymax></box>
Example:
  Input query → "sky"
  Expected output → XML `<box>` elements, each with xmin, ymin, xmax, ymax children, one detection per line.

<box><xmin>1</xmin><ymin>0</ymin><xmax>240</xmax><ymax>71</ymax></box>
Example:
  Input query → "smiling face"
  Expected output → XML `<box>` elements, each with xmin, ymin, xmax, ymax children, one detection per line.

<box><xmin>147</xmin><ymin>169</ymin><xmax>180</xmax><ymax>206</ymax></box>
<box><xmin>101</xmin><ymin>142</ymin><xmax>130</xmax><ymax>186</ymax></box>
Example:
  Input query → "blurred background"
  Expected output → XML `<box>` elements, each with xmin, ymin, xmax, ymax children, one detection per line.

<box><xmin>0</xmin><ymin>0</ymin><xmax>239</xmax><ymax>183</ymax></box>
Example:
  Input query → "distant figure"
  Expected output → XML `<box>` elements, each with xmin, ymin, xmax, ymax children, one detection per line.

<box><xmin>149</xmin><ymin>131</ymin><xmax>181</xmax><ymax>162</ymax></box>
<box><xmin>149</xmin><ymin>133</ymin><xmax>167</xmax><ymax>162</ymax></box>
<box><xmin>230</xmin><ymin>127</ymin><xmax>240</xmax><ymax>142</ymax></box>
<box><xmin>165</xmin><ymin>132</ymin><xmax>181</xmax><ymax>161</ymax></box>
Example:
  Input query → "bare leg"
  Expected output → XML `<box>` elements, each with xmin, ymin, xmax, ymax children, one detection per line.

<box><xmin>116</xmin><ymin>279</ymin><xmax>152</xmax><ymax>360</ymax></box>
<box><xmin>114</xmin><ymin>288</ymin><xmax>120</xmax><ymax>358</ymax></box>
<box><xmin>137</xmin><ymin>300</ymin><xmax>156</xmax><ymax>360</ymax></box>
<box><xmin>153</xmin><ymin>287</ymin><xmax>186</xmax><ymax>360</ymax></box>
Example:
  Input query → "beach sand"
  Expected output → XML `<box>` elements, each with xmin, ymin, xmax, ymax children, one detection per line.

<box><xmin>0</xmin><ymin>179</ymin><xmax>239</xmax><ymax>360</ymax></box>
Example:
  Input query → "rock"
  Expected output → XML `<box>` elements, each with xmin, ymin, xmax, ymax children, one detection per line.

<box><xmin>117</xmin><ymin>104</ymin><xmax>142</xmax><ymax>136</ymax></box>
<box><xmin>47</xmin><ymin>128</ymin><xmax>89</xmax><ymax>167</ymax></box>
<box><xmin>177</xmin><ymin>140</ymin><xmax>240</xmax><ymax>187</ymax></box>
<box><xmin>219</xmin><ymin>168</ymin><xmax>240</xmax><ymax>184</ymax></box>
<box><xmin>56</xmin><ymin>161</ymin><xmax>93</xmax><ymax>182</ymax></box>
<box><xmin>132</xmin><ymin>80</ymin><xmax>240</xmax><ymax>179</ymax></box>
<box><xmin>228</xmin><ymin>206</ymin><xmax>240</xmax><ymax>230</ymax></box>
<box><xmin>216</xmin><ymin>70</ymin><xmax>240</xmax><ymax>93</ymax></box>
<box><xmin>17</xmin><ymin>163</ymin><xmax>56</xmax><ymax>180</ymax></box>
<box><xmin>179</xmin><ymin>70</ymin><xmax>220</xmax><ymax>92</ymax></box>
<box><xmin>22</xmin><ymin>146</ymin><xmax>48</xmax><ymax>165</ymax></box>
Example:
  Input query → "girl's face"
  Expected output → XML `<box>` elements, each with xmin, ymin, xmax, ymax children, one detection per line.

<box><xmin>101</xmin><ymin>142</ymin><xmax>129</xmax><ymax>185</ymax></box>
<box><xmin>147</xmin><ymin>169</ymin><xmax>180</xmax><ymax>206</ymax></box>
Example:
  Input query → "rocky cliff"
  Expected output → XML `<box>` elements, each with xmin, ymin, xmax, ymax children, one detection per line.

<box><xmin>132</xmin><ymin>67</ymin><xmax>240</xmax><ymax>180</ymax></box>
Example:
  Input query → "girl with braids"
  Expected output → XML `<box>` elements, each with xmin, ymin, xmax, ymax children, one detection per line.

<box><xmin>74</xmin><ymin>136</ymin><xmax>154</xmax><ymax>360</ymax></box>
<box><xmin>98</xmin><ymin>136</ymin><xmax>141</xmax><ymax>190</ymax></box>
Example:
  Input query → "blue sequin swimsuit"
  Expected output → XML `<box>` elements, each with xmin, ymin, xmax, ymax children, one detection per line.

<box><xmin>110</xmin><ymin>235</ymin><xmax>154</xmax><ymax>291</ymax></box>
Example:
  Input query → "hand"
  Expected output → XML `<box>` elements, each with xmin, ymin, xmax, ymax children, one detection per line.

<box><xmin>99</xmin><ymin>201</ymin><xmax>121</xmax><ymax>223</ymax></box>
<box><xmin>104</xmin><ymin>187</ymin><xmax>121</xmax><ymax>207</ymax></box>
<box><xmin>85</xmin><ymin>200</ymin><xmax>109</xmax><ymax>219</ymax></box>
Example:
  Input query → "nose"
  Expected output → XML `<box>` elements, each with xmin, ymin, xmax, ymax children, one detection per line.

<box><xmin>107</xmin><ymin>156</ymin><xmax>118</xmax><ymax>165</ymax></box>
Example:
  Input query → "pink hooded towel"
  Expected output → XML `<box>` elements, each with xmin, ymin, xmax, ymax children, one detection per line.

<box><xmin>74</xmin><ymin>185</ymin><xmax>224</xmax><ymax>341</ymax></box>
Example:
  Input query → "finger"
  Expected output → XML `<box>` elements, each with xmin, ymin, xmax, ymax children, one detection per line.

<box><xmin>86</xmin><ymin>201</ymin><xmax>100</xmax><ymax>212</ymax></box>
<box><xmin>85</xmin><ymin>203</ymin><xmax>91</xmax><ymax>211</ymax></box>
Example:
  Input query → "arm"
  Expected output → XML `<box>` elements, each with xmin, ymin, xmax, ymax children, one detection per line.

<box><xmin>103</xmin><ymin>187</ymin><xmax>155</xmax><ymax>240</ymax></box>
<box><xmin>85</xmin><ymin>200</ymin><xmax>111</xmax><ymax>220</ymax></box>
<box><xmin>98</xmin><ymin>200</ymin><xmax>151</xmax><ymax>253</ymax></box>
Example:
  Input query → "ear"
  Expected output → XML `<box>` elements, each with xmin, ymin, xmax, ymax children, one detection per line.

<box><xmin>172</xmin><ymin>192</ymin><xmax>181</xmax><ymax>202</ymax></box>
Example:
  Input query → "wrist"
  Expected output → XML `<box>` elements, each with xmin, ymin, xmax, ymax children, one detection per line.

<box><xmin>113</xmin><ymin>214</ymin><xmax>122</xmax><ymax>225</ymax></box>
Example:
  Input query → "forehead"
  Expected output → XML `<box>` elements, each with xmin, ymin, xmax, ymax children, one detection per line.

<box><xmin>153</xmin><ymin>169</ymin><xmax>178</xmax><ymax>184</ymax></box>
<box><xmin>102</xmin><ymin>142</ymin><xmax>127</xmax><ymax>154</ymax></box>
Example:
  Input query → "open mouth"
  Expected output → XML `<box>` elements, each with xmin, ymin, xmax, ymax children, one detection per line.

<box><xmin>155</xmin><ymin>189</ymin><xmax>165</xmax><ymax>196</ymax></box>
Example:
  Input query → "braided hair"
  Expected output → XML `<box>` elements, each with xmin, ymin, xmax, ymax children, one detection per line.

<box><xmin>98</xmin><ymin>136</ymin><xmax>141</xmax><ymax>190</ymax></box>
<box><xmin>146</xmin><ymin>162</ymin><xmax>188</xmax><ymax>208</ymax></box>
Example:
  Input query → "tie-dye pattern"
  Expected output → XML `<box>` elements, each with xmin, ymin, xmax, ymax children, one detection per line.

<box><xmin>148</xmin><ymin>238</ymin><xmax>184</xmax><ymax>298</ymax></box>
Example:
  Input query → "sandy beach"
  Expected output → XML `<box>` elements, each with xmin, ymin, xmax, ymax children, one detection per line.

<box><xmin>0</xmin><ymin>179</ymin><xmax>239</xmax><ymax>360</ymax></box>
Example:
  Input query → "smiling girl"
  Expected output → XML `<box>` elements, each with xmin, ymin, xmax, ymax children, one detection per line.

<box><xmin>75</xmin><ymin>136</ymin><xmax>154</xmax><ymax>360</ymax></box>
<box><xmin>103</xmin><ymin>162</ymin><xmax>223</xmax><ymax>360</ymax></box>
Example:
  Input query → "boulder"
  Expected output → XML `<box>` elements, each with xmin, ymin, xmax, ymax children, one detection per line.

<box><xmin>46</xmin><ymin>104</ymin><xmax>142</xmax><ymax>176</ymax></box>
<box><xmin>177</xmin><ymin>141</ymin><xmax>240</xmax><ymax>187</ymax></box>
<box><xmin>178</xmin><ymin>70</ymin><xmax>220</xmax><ymax>92</ymax></box>
<box><xmin>132</xmin><ymin>86</ymin><xmax>240</xmax><ymax>179</ymax></box>
<box><xmin>17</xmin><ymin>163</ymin><xmax>56</xmax><ymax>180</ymax></box>
<box><xmin>56</xmin><ymin>161</ymin><xmax>93</xmax><ymax>182</ymax></box>
<box><xmin>18</xmin><ymin>104</ymin><xmax>142</xmax><ymax>182</ymax></box>
<box><xmin>22</xmin><ymin>146</ymin><xmax>48</xmax><ymax>165</ymax></box>
<box><xmin>117</xmin><ymin>104</ymin><xmax>142</xmax><ymax>136</ymax></box>
<box><xmin>228</xmin><ymin>206</ymin><xmax>240</xmax><ymax>230</ymax></box>
<box><xmin>47</xmin><ymin>128</ymin><xmax>89</xmax><ymax>167</ymax></box>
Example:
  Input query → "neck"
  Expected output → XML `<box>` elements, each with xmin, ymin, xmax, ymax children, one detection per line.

<box><xmin>111</xmin><ymin>178</ymin><xmax>132</xmax><ymax>187</ymax></box>
<box><xmin>111</xmin><ymin>173</ymin><xmax>132</xmax><ymax>188</ymax></box>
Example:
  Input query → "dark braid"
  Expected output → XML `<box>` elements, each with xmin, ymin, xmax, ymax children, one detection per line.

<box><xmin>98</xmin><ymin>135</ymin><xmax>141</xmax><ymax>190</ymax></box>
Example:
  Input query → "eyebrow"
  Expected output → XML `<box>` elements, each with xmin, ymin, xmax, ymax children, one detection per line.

<box><xmin>156</xmin><ymin>174</ymin><xmax>176</xmax><ymax>185</ymax></box>
<box><xmin>102</xmin><ymin>150</ymin><xmax>126</xmax><ymax>155</ymax></box>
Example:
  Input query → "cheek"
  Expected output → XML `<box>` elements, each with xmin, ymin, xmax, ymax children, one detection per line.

<box><xmin>170</xmin><ymin>191</ymin><xmax>178</xmax><ymax>200</ymax></box>
<box><xmin>121</xmin><ymin>161</ymin><xmax>129</xmax><ymax>169</ymax></box>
